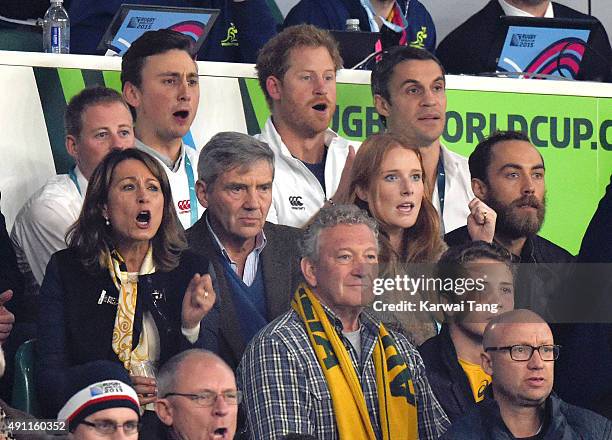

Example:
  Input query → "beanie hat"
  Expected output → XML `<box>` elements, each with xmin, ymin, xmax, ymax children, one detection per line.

<box><xmin>57</xmin><ymin>360</ymin><xmax>140</xmax><ymax>431</ymax></box>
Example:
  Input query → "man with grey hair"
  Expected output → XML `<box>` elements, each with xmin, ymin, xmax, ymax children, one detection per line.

<box><xmin>155</xmin><ymin>349</ymin><xmax>239</xmax><ymax>440</ymax></box>
<box><xmin>186</xmin><ymin>131</ymin><xmax>302</xmax><ymax>370</ymax></box>
<box><xmin>238</xmin><ymin>204</ymin><xmax>449</xmax><ymax>439</ymax></box>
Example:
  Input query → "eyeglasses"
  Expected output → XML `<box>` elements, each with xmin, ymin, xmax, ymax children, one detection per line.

<box><xmin>164</xmin><ymin>390</ymin><xmax>243</xmax><ymax>407</ymax></box>
<box><xmin>485</xmin><ymin>344</ymin><xmax>561</xmax><ymax>361</ymax></box>
<box><xmin>79</xmin><ymin>419</ymin><xmax>141</xmax><ymax>436</ymax></box>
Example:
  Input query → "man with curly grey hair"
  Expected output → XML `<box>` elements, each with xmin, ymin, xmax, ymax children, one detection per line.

<box><xmin>238</xmin><ymin>204</ymin><xmax>449</xmax><ymax>439</ymax></box>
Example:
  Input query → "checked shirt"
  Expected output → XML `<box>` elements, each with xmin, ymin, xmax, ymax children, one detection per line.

<box><xmin>238</xmin><ymin>305</ymin><xmax>450</xmax><ymax>439</ymax></box>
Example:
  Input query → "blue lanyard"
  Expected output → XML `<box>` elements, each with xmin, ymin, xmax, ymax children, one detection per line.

<box><xmin>68</xmin><ymin>166</ymin><xmax>82</xmax><ymax>195</ymax></box>
<box><xmin>184</xmin><ymin>153</ymin><xmax>198</xmax><ymax>226</ymax></box>
<box><xmin>436</xmin><ymin>154</ymin><xmax>446</xmax><ymax>216</ymax></box>
<box><xmin>360</xmin><ymin>0</ymin><xmax>408</xmax><ymax>32</ymax></box>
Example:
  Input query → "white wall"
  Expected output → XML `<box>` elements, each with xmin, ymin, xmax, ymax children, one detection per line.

<box><xmin>274</xmin><ymin>0</ymin><xmax>611</xmax><ymax>45</ymax></box>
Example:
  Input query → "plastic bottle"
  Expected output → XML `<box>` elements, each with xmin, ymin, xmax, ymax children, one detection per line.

<box><xmin>345</xmin><ymin>18</ymin><xmax>360</xmax><ymax>32</ymax></box>
<box><xmin>43</xmin><ymin>0</ymin><xmax>70</xmax><ymax>54</ymax></box>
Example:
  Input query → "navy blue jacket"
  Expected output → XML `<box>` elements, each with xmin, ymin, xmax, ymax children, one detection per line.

<box><xmin>36</xmin><ymin>248</ymin><xmax>219</xmax><ymax>416</ymax></box>
<box><xmin>419</xmin><ymin>325</ymin><xmax>479</xmax><ymax>423</ymax></box>
<box><xmin>440</xmin><ymin>392</ymin><xmax>612</xmax><ymax>439</ymax></box>
<box><xmin>284</xmin><ymin>0</ymin><xmax>436</xmax><ymax>53</ymax></box>
<box><xmin>68</xmin><ymin>0</ymin><xmax>277</xmax><ymax>62</ymax></box>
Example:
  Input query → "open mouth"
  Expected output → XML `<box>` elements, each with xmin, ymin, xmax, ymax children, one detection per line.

<box><xmin>136</xmin><ymin>210</ymin><xmax>151</xmax><ymax>225</ymax></box>
<box><xmin>212</xmin><ymin>427</ymin><xmax>228</xmax><ymax>439</ymax></box>
<box><xmin>397</xmin><ymin>202</ymin><xmax>415</xmax><ymax>212</ymax></box>
<box><xmin>312</xmin><ymin>103</ymin><xmax>328</xmax><ymax>112</ymax></box>
<box><xmin>173</xmin><ymin>110</ymin><xmax>189</xmax><ymax>120</ymax></box>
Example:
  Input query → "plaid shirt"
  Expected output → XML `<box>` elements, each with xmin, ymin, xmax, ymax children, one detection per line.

<box><xmin>237</xmin><ymin>305</ymin><xmax>450</xmax><ymax>439</ymax></box>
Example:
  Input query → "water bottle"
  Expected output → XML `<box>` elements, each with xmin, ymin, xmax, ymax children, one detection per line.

<box><xmin>43</xmin><ymin>0</ymin><xmax>70</xmax><ymax>54</ymax></box>
<box><xmin>346</xmin><ymin>19</ymin><xmax>360</xmax><ymax>32</ymax></box>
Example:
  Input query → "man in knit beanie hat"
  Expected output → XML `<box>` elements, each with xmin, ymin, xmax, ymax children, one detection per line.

<box><xmin>58</xmin><ymin>360</ymin><xmax>140</xmax><ymax>439</ymax></box>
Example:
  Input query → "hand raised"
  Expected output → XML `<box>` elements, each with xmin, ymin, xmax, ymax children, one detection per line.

<box><xmin>331</xmin><ymin>144</ymin><xmax>356</xmax><ymax>203</ymax></box>
<box><xmin>467</xmin><ymin>198</ymin><xmax>497</xmax><ymax>243</ymax></box>
<box><xmin>181</xmin><ymin>273</ymin><xmax>216</xmax><ymax>330</ymax></box>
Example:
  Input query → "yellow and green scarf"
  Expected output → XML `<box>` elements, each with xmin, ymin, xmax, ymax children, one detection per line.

<box><xmin>292</xmin><ymin>283</ymin><xmax>418</xmax><ymax>440</ymax></box>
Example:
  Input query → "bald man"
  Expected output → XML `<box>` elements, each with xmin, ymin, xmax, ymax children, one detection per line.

<box><xmin>155</xmin><ymin>349</ymin><xmax>239</xmax><ymax>440</ymax></box>
<box><xmin>441</xmin><ymin>310</ymin><xmax>612</xmax><ymax>439</ymax></box>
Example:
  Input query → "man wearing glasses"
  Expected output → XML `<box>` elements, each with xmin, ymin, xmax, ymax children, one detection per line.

<box><xmin>155</xmin><ymin>349</ymin><xmax>239</xmax><ymax>440</ymax></box>
<box><xmin>441</xmin><ymin>309</ymin><xmax>612</xmax><ymax>439</ymax></box>
<box><xmin>58</xmin><ymin>360</ymin><xmax>141</xmax><ymax>439</ymax></box>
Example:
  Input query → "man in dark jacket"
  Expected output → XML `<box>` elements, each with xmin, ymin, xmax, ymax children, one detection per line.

<box><xmin>186</xmin><ymin>132</ymin><xmax>302</xmax><ymax>370</ymax></box>
<box><xmin>441</xmin><ymin>309</ymin><xmax>612</xmax><ymax>439</ymax></box>
<box><xmin>419</xmin><ymin>241</ymin><xmax>515</xmax><ymax>422</ymax></box>
<box><xmin>445</xmin><ymin>130</ymin><xmax>573</xmax><ymax>319</ymax></box>
<box><xmin>436</xmin><ymin>0</ymin><xmax>612</xmax><ymax>82</ymax></box>
<box><xmin>284</xmin><ymin>0</ymin><xmax>436</xmax><ymax>54</ymax></box>
<box><xmin>68</xmin><ymin>0</ymin><xmax>277</xmax><ymax>62</ymax></box>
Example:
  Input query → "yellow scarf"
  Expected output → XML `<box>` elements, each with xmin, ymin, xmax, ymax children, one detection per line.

<box><xmin>291</xmin><ymin>283</ymin><xmax>418</xmax><ymax>440</ymax></box>
<box><xmin>107</xmin><ymin>247</ymin><xmax>155</xmax><ymax>370</ymax></box>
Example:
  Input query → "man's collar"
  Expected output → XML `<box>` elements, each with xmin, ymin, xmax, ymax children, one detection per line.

<box><xmin>498</xmin><ymin>0</ymin><xmax>554</xmax><ymax>18</ymax></box>
<box><xmin>266</xmin><ymin>117</ymin><xmax>340</xmax><ymax>158</ymax></box>
<box><xmin>204</xmin><ymin>213</ymin><xmax>267</xmax><ymax>264</ymax></box>
<box><xmin>483</xmin><ymin>387</ymin><xmax>553</xmax><ymax>436</ymax></box>
<box><xmin>74</xmin><ymin>165</ymin><xmax>88</xmax><ymax>195</ymax></box>
<box><xmin>493</xmin><ymin>234</ymin><xmax>536</xmax><ymax>263</ymax></box>
<box><xmin>135</xmin><ymin>138</ymin><xmax>185</xmax><ymax>171</ymax></box>
<box><xmin>317</xmin><ymin>300</ymin><xmax>381</xmax><ymax>335</ymax></box>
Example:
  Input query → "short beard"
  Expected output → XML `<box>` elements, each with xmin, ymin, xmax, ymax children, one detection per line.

<box><xmin>484</xmin><ymin>193</ymin><xmax>546</xmax><ymax>240</ymax></box>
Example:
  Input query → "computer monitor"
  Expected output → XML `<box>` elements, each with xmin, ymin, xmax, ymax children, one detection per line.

<box><xmin>97</xmin><ymin>4</ymin><xmax>220</xmax><ymax>56</ymax></box>
<box><xmin>494</xmin><ymin>16</ymin><xmax>597</xmax><ymax>79</ymax></box>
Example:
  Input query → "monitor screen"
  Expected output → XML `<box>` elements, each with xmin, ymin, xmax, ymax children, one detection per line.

<box><xmin>99</xmin><ymin>5</ymin><xmax>219</xmax><ymax>56</ymax></box>
<box><xmin>497</xmin><ymin>22</ymin><xmax>592</xmax><ymax>79</ymax></box>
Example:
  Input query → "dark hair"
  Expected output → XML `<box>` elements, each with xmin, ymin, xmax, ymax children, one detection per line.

<box><xmin>197</xmin><ymin>132</ymin><xmax>275</xmax><ymax>188</ymax></box>
<box><xmin>437</xmin><ymin>240</ymin><xmax>515</xmax><ymax>300</ymax></box>
<box><xmin>342</xmin><ymin>132</ymin><xmax>444</xmax><ymax>265</ymax></box>
<box><xmin>256</xmin><ymin>24</ymin><xmax>343</xmax><ymax>107</ymax></box>
<box><xmin>371</xmin><ymin>46</ymin><xmax>445</xmax><ymax>127</ymax></box>
<box><xmin>64</xmin><ymin>86</ymin><xmax>129</xmax><ymax>138</ymax></box>
<box><xmin>121</xmin><ymin>29</ymin><xmax>196</xmax><ymax>90</ymax></box>
<box><xmin>67</xmin><ymin>149</ymin><xmax>186</xmax><ymax>272</ymax></box>
<box><xmin>469</xmin><ymin>130</ymin><xmax>538</xmax><ymax>183</ymax></box>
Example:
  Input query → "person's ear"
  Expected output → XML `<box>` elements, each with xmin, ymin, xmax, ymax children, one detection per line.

<box><xmin>301</xmin><ymin>258</ymin><xmax>317</xmax><ymax>288</ymax></box>
<box><xmin>155</xmin><ymin>399</ymin><xmax>174</xmax><ymax>427</ymax></box>
<box><xmin>472</xmin><ymin>178</ymin><xmax>488</xmax><ymax>200</ymax></box>
<box><xmin>355</xmin><ymin>185</ymin><xmax>369</xmax><ymax>203</ymax></box>
<box><xmin>122</xmin><ymin>82</ymin><xmax>142</xmax><ymax>110</ymax></box>
<box><xmin>196</xmin><ymin>179</ymin><xmax>209</xmax><ymax>208</ymax></box>
<box><xmin>374</xmin><ymin>94</ymin><xmax>391</xmax><ymax>118</ymax></box>
<box><xmin>266</xmin><ymin>76</ymin><xmax>283</xmax><ymax>101</ymax></box>
<box><xmin>65</xmin><ymin>135</ymin><xmax>78</xmax><ymax>160</ymax></box>
<box><xmin>481</xmin><ymin>351</ymin><xmax>493</xmax><ymax>376</ymax></box>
